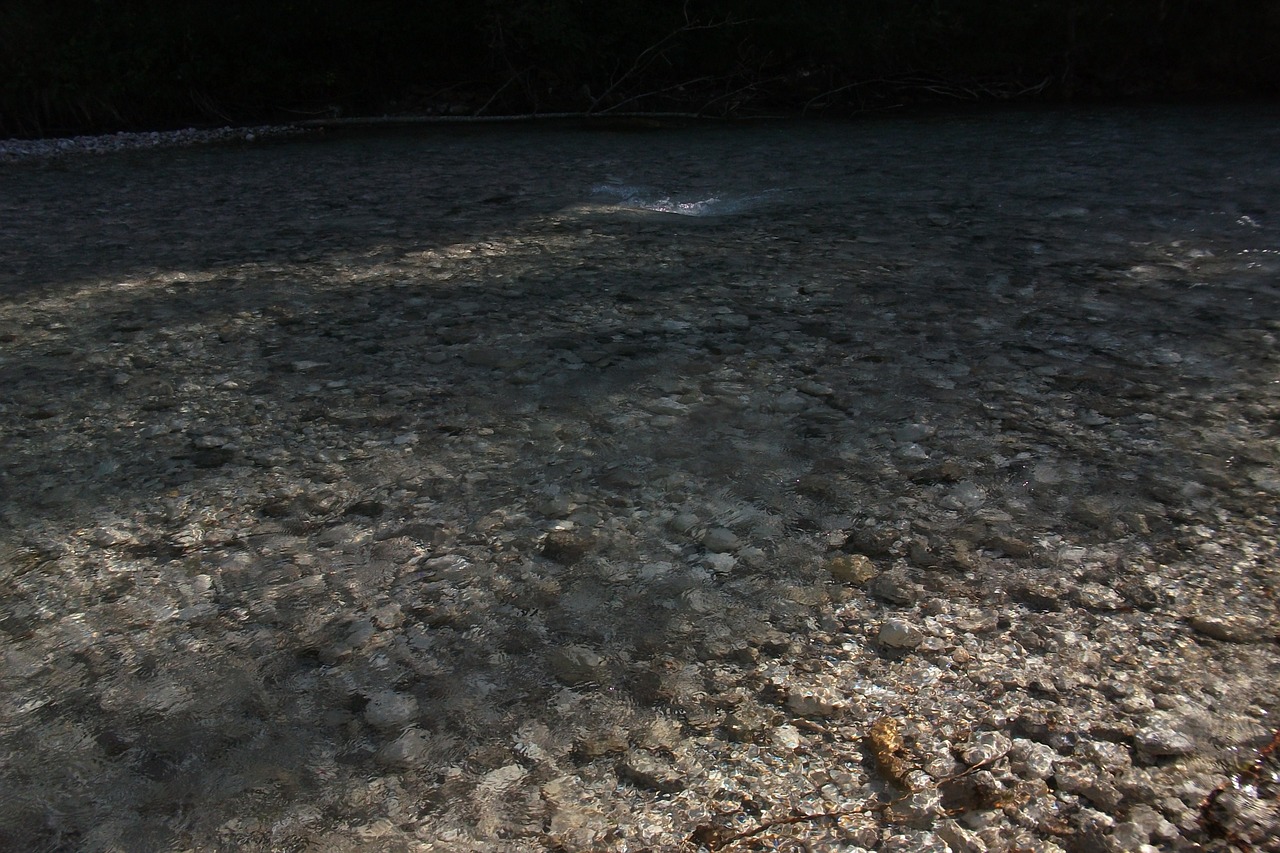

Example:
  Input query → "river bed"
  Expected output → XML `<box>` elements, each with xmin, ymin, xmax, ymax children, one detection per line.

<box><xmin>1</xmin><ymin>106</ymin><xmax>1278</xmax><ymax>851</ymax></box>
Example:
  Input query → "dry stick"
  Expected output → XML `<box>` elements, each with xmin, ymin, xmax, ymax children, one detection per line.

<box><xmin>1198</xmin><ymin>727</ymin><xmax>1280</xmax><ymax>850</ymax></box>
<box><xmin>697</xmin><ymin>73</ymin><xmax>792</xmax><ymax>115</ymax></box>
<box><xmin>803</xmin><ymin>78</ymin><xmax>890</xmax><ymax>113</ymax></box>
<box><xmin>595</xmin><ymin>76</ymin><xmax>719</xmax><ymax>116</ymax></box>
<box><xmin>474</xmin><ymin>67</ymin><xmax>531</xmax><ymax>118</ymax></box>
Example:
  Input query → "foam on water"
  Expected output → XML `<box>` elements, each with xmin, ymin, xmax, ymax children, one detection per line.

<box><xmin>589</xmin><ymin>182</ymin><xmax>779</xmax><ymax>216</ymax></box>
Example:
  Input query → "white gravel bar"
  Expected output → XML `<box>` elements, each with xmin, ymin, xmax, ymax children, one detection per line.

<box><xmin>0</xmin><ymin>124</ymin><xmax>304</xmax><ymax>162</ymax></box>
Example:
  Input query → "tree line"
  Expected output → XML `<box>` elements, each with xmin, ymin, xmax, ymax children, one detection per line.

<box><xmin>2</xmin><ymin>0</ymin><xmax>1276</xmax><ymax>137</ymax></box>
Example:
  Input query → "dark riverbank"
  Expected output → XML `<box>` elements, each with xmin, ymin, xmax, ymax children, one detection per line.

<box><xmin>3</xmin><ymin>0</ymin><xmax>1278</xmax><ymax>138</ymax></box>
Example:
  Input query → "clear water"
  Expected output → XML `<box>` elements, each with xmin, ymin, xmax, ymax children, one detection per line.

<box><xmin>1</xmin><ymin>104</ymin><xmax>1278</xmax><ymax>851</ymax></box>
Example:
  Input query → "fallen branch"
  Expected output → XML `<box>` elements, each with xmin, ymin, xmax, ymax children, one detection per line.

<box><xmin>474</xmin><ymin>67</ymin><xmax>532</xmax><ymax>117</ymax></box>
<box><xmin>595</xmin><ymin>76</ymin><xmax>718</xmax><ymax>116</ymax></box>
<box><xmin>291</xmin><ymin>110</ymin><xmax>735</xmax><ymax>130</ymax></box>
<box><xmin>588</xmin><ymin>1</ymin><xmax>748</xmax><ymax>114</ymax></box>
<box><xmin>688</xmin><ymin>722</ymin><xmax>1011</xmax><ymax>851</ymax></box>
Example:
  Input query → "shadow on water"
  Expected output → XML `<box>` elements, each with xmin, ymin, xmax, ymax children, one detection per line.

<box><xmin>1</xmin><ymin>106</ymin><xmax>1279</xmax><ymax>849</ymax></box>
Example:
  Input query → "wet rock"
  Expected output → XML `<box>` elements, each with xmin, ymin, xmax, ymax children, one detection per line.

<box><xmin>984</xmin><ymin>532</ymin><xmax>1033</xmax><ymax>558</ymax></box>
<box><xmin>786</xmin><ymin>686</ymin><xmax>845</xmax><ymax>718</ymax></box>
<box><xmin>1012</xmin><ymin>580</ymin><xmax>1063</xmax><ymax>611</ymax></box>
<box><xmin>541</xmin><ymin>529</ymin><xmax>593</xmax><ymax>565</ymax></box>
<box><xmin>374</xmin><ymin>728</ymin><xmax>434</xmax><ymax>768</ymax></box>
<box><xmin>869</xmin><ymin>570</ymin><xmax>920</xmax><ymax>605</ymax></box>
<box><xmin>844</xmin><ymin>525</ymin><xmax>897</xmax><ymax>558</ymax></box>
<box><xmin>936</xmin><ymin>820</ymin><xmax>989</xmax><ymax>853</ymax></box>
<box><xmin>617</xmin><ymin>748</ymin><xmax>684</xmax><ymax>793</ymax></box>
<box><xmin>364</xmin><ymin>690</ymin><xmax>419</xmax><ymax>730</ymax></box>
<box><xmin>883</xmin><ymin>788</ymin><xmax>945</xmax><ymax>826</ymax></box>
<box><xmin>826</xmin><ymin>553</ymin><xmax>877</xmax><ymax>584</ymax></box>
<box><xmin>1111</xmin><ymin>803</ymin><xmax>1178</xmax><ymax>850</ymax></box>
<box><xmin>705</xmin><ymin>552</ymin><xmax>736</xmax><ymax>573</ymax></box>
<box><xmin>949</xmin><ymin>539</ymin><xmax>982</xmax><ymax>571</ymax></box>
<box><xmin>770</xmin><ymin>390</ymin><xmax>809</xmax><ymax>413</ymax></box>
<box><xmin>462</xmin><ymin>347</ymin><xmax>522</xmax><ymax>368</ymax></box>
<box><xmin>547</xmin><ymin>801</ymin><xmax>608</xmax><ymax>853</ymax></box>
<box><xmin>1115</xmin><ymin>576</ymin><xmax>1162</xmax><ymax>610</ymax></box>
<box><xmin>370</xmin><ymin>536</ymin><xmax>417</xmax><ymax>563</ymax></box>
<box><xmin>879</xmin><ymin>618</ymin><xmax>925</xmax><ymax>649</ymax></box>
<box><xmin>1055</xmin><ymin>759</ymin><xmax>1124</xmax><ymax>813</ymax></box>
<box><xmin>908</xmin><ymin>537</ymin><xmax>943</xmax><ymax>568</ymax></box>
<box><xmin>668</xmin><ymin>512</ymin><xmax>699</xmax><ymax>535</ymax></box>
<box><xmin>911</xmin><ymin>460</ymin><xmax>967</xmax><ymax>484</ymax></box>
<box><xmin>536</xmin><ymin>493</ymin><xmax>573</xmax><ymax>518</ymax></box>
<box><xmin>958</xmin><ymin>731</ymin><xmax>1012</xmax><ymax>766</ymax></box>
<box><xmin>343</xmin><ymin>499</ymin><xmax>384</xmax><ymax>518</ymax></box>
<box><xmin>575</xmin><ymin>725</ymin><xmax>629</xmax><ymax>758</ymax></box>
<box><xmin>1073</xmin><ymin>582</ymin><xmax>1127</xmax><ymax>612</ymax></box>
<box><xmin>771</xmin><ymin>724</ymin><xmax>803</xmax><ymax>751</ymax></box>
<box><xmin>795</xmin><ymin>379</ymin><xmax>831</xmax><ymax>397</ymax></box>
<box><xmin>942</xmin><ymin>482</ymin><xmax>988</xmax><ymax>510</ymax></box>
<box><xmin>895</xmin><ymin>423</ymin><xmax>935</xmax><ymax>443</ymax></box>
<box><xmin>91</xmin><ymin>527</ymin><xmax>134</xmax><ymax>548</ymax></box>
<box><xmin>1076</xmin><ymin>739</ymin><xmax>1133</xmax><ymax>774</ymax></box>
<box><xmin>1134</xmin><ymin>725</ymin><xmax>1196</xmax><ymax>758</ymax></box>
<box><xmin>476</xmin><ymin>763</ymin><xmax>529</xmax><ymax>799</ymax></box>
<box><xmin>548</xmin><ymin>645</ymin><xmax>608</xmax><ymax>686</ymax></box>
<box><xmin>192</xmin><ymin>446</ymin><xmax>235</xmax><ymax>467</ymax></box>
<box><xmin>1009</xmin><ymin>738</ymin><xmax>1059</xmax><ymax>779</ymax></box>
<box><xmin>701</xmin><ymin>527</ymin><xmax>740</xmax><ymax>553</ymax></box>
<box><xmin>1188</xmin><ymin>612</ymin><xmax>1270</xmax><ymax>643</ymax></box>
<box><xmin>320</xmin><ymin>619</ymin><xmax>376</xmax><ymax>664</ymax></box>
<box><xmin>722</xmin><ymin>705</ymin><xmax>776</xmax><ymax>743</ymax></box>
<box><xmin>644</xmin><ymin>396</ymin><xmax>690</xmax><ymax>416</ymax></box>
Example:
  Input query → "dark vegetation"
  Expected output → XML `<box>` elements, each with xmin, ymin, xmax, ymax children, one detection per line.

<box><xmin>2</xmin><ymin>0</ymin><xmax>1277</xmax><ymax>137</ymax></box>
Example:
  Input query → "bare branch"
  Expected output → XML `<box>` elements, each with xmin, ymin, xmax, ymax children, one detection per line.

<box><xmin>474</xmin><ymin>68</ymin><xmax>531</xmax><ymax>117</ymax></box>
<box><xmin>595</xmin><ymin>76</ymin><xmax>717</xmax><ymax>115</ymax></box>
<box><xmin>588</xmin><ymin>11</ymin><xmax>750</xmax><ymax>113</ymax></box>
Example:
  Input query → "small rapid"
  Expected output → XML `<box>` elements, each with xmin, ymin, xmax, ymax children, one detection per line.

<box><xmin>589</xmin><ymin>181</ymin><xmax>784</xmax><ymax>216</ymax></box>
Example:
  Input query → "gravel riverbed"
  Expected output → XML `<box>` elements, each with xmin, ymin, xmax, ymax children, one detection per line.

<box><xmin>1</xmin><ymin>107</ymin><xmax>1278</xmax><ymax>852</ymax></box>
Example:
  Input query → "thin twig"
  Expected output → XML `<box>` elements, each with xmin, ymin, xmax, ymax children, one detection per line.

<box><xmin>596</xmin><ymin>76</ymin><xmax>717</xmax><ymax>115</ymax></box>
<box><xmin>693</xmin><ymin>747</ymin><xmax>1008</xmax><ymax>850</ymax></box>
<box><xmin>474</xmin><ymin>67</ymin><xmax>531</xmax><ymax>117</ymax></box>
<box><xmin>588</xmin><ymin>5</ymin><xmax>748</xmax><ymax>114</ymax></box>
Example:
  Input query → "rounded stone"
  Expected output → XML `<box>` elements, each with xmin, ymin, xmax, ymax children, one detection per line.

<box><xmin>548</xmin><ymin>645</ymin><xmax>608</xmax><ymax>686</ymax></box>
<box><xmin>364</xmin><ymin>690</ymin><xmax>419</xmax><ymax>730</ymax></box>
<box><xmin>701</xmin><ymin>527</ymin><xmax>740</xmax><ymax>553</ymax></box>
<box><xmin>772</xmin><ymin>724</ymin><xmax>802</xmax><ymax>751</ymax></box>
<box><xmin>958</xmin><ymin>731</ymin><xmax>1012</xmax><ymax>766</ymax></box>
<box><xmin>827</xmin><ymin>553</ymin><xmax>877</xmax><ymax>584</ymax></box>
<box><xmin>1010</xmin><ymin>738</ymin><xmax>1058</xmax><ymax>779</ymax></box>
<box><xmin>669</xmin><ymin>512</ymin><xmax>700</xmax><ymax>534</ymax></box>
<box><xmin>1134</xmin><ymin>726</ymin><xmax>1196</xmax><ymax>757</ymax></box>
<box><xmin>374</xmin><ymin>728</ymin><xmax>434</xmax><ymax>768</ymax></box>
<box><xmin>1188</xmin><ymin>613</ymin><xmax>1269</xmax><ymax>643</ymax></box>
<box><xmin>617</xmin><ymin>748</ymin><xmax>685</xmax><ymax>793</ymax></box>
<box><xmin>879</xmin><ymin>618</ymin><xmax>925</xmax><ymax>649</ymax></box>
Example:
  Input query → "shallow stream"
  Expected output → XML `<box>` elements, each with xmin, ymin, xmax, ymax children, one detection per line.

<box><xmin>1</xmin><ymin>105</ymin><xmax>1278</xmax><ymax>851</ymax></box>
